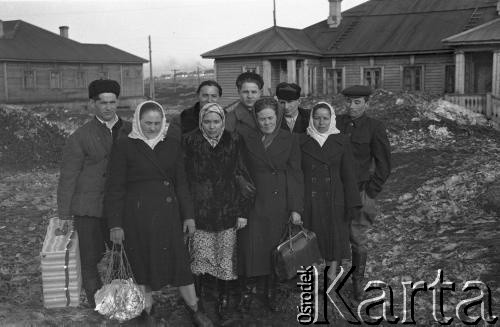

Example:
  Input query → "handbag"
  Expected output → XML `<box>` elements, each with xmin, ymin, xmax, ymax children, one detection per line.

<box><xmin>273</xmin><ymin>222</ymin><xmax>322</xmax><ymax>281</ymax></box>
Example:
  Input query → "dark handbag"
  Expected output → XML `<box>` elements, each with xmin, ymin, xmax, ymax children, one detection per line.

<box><xmin>273</xmin><ymin>223</ymin><xmax>322</xmax><ymax>281</ymax></box>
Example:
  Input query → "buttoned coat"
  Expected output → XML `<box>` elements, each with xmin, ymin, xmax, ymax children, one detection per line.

<box><xmin>300</xmin><ymin>134</ymin><xmax>361</xmax><ymax>261</ymax></box>
<box><xmin>238</xmin><ymin>129</ymin><xmax>304</xmax><ymax>277</ymax></box>
<box><xmin>104</xmin><ymin>125</ymin><xmax>194</xmax><ymax>290</ymax></box>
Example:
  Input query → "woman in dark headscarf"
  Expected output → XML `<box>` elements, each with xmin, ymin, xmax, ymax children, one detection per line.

<box><xmin>104</xmin><ymin>101</ymin><xmax>213</xmax><ymax>326</ymax></box>
<box><xmin>182</xmin><ymin>103</ymin><xmax>249</xmax><ymax>319</ymax></box>
<box><xmin>237</xmin><ymin>97</ymin><xmax>304</xmax><ymax>312</ymax></box>
<box><xmin>300</xmin><ymin>102</ymin><xmax>361</xmax><ymax>282</ymax></box>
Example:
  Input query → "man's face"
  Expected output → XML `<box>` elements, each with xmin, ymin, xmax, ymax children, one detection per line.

<box><xmin>92</xmin><ymin>93</ymin><xmax>118</xmax><ymax>122</ymax></box>
<box><xmin>278</xmin><ymin>98</ymin><xmax>300</xmax><ymax>117</ymax></box>
<box><xmin>238</xmin><ymin>82</ymin><xmax>262</xmax><ymax>109</ymax></box>
<box><xmin>347</xmin><ymin>97</ymin><xmax>367</xmax><ymax>119</ymax></box>
<box><xmin>198</xmin><ymin>85</ymin><xmax>220</xmax><ymax>108</ymax></box>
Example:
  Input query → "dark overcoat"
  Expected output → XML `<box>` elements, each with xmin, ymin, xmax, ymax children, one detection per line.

<box><xmin>238</xmin><ymin>129</ymin><xmax>304</xmax><ymax>277</ymax></box>
<box><xmin>300</xmin><ymin>134</ymin><xmax>361</xmax><ymax>262</ymax></box>
<box><xmin>104</xmin><ymin>125</ymin><xmax>194</xmax><ymax>290</ymax></box>
<box><xmin>280</xmin><ymin>107</ymin><xmax>310</xmax><ymax>134</ymax></box>
<box><xmin>182</xmin><ymin>129</ymin><xmax>249</xmax><ymax>232</ymax></box>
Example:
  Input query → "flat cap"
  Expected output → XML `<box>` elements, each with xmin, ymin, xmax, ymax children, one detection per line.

<box><xmin>341</xmin><ymin>85</ymin><xmax>372</xmax><ymax>97</ymax></box>
<box><xmin>276</xmin><ymin>82</ymin><xmax>301</xmax><ymax>101</ymax></box>
<box><xmin>88</xmin><ymin>79</ymin><xmax>121</xmax><ymax>99</ymax></box>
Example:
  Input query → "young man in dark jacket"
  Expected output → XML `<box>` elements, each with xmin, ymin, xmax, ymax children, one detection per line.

<box><xmin>336</xmin><ymin>85</ymin><xmax>391</xmax><ymax>301</ymax></box>
<box><xmin>57</xmin><ymin>79</ymin><xmax>131</xmax><ymax>308</ymax></box>
<box><xmin>275</xmin><ymin>82</ymin><xmax>310</xmax><ymax>134</ymax></box>
<box><xmin>180</xmin><ymin>80</ymin><xmax>222</xmax><ymax>134</ymax></box>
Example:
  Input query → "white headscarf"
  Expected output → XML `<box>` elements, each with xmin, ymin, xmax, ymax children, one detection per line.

<box><xmin>306</xmin><ymin>101</ymin><xmax>340</xmax><ymax>147</ymax></box>
<box><xmin>199</xmin><ymin>103</ymin><xmax>225</xmax><ymax>148</ymax></box>
<box><xmin>128</xmin><ymin>100</ymin><xmax>169</xmax><ymax>149</ymax></box>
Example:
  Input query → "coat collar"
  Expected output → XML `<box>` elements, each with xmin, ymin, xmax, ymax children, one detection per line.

<box><xmin>301</xmin><ymin>134</ymin><xmax>344</xmax><ymax>164</ymax></box>
<box><xmin>234</xmin><ymin>102</ymin><xmax>257</xmax><ymax>130</ymax></box>
<box><xmin>246</xmin><ymin>129</ymin><xmax>289</xmax><ymax>168</ymax></box>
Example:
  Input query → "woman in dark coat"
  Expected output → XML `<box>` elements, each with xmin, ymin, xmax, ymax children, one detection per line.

<box><xmin>300</xmin><ymin>102</ymin><xmax>361</xmax><ymax>281</ymax></box>
<box><xmin>104</xmin><ymin>101</ymin><xmax>213</xmax><ymax>326</ymax></box>
<box><xmin>238</xmin><ymin>97</ymin><xmax>304</xmax><ymax>311</ymax></box>
<box><xmin>182</xmin><ymin>103</ymin><xmax>249</xmax><ymax>318</ymax></box>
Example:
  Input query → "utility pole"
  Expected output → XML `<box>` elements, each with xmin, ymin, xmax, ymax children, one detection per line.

<box><xmin>273</xmin><ymin>0</ymin><xmax>277</xmax><ymax>26</ymax></box>
<box><xmin>197</xmin><ymin>66</ymin><xmax>200</xmax><ymax>85</ymax></box>
<box><xmin>173</xmin><ymin>69</ymin><xmax>177</xmax><ymax>93</ymax></box>
<box><xmin>148</xmin><ymin>35</ymin><xmax>155</xmax><ymax>100</ymax></box>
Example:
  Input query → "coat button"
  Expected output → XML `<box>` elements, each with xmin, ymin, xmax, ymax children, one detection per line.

<box><xmin>163</xmin><ymin>181</ymin><xmax>170</xmax><ymax>186</ymax></box>
<box><xmin>166</xmin><ymin>197</ymin><xmax>173</xmax><ymax>203</ymax></box>
<box><xmin>311</xmin><ymin>191</ymin><xmax>317</xmax><ymax>197</ymax></box>
<box><xmin>273</xmin><ymin>190</ymin><xmax>278</xmax><ymax>195</ymax></box>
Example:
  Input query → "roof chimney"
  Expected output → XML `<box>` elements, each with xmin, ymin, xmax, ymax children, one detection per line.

<box><xmin>59</xmin><ymin>26</ymin><xmax>69</xmax><ymax>38</ymax></box>
<box><xmin>0</xmin><ymin>20</ymin><xmax>4</xmax><ymax>38</ymax></box>
<box><xmin>327</xmin><ymin>0</ymin><xmax>342</xmax><ymax>28</ymax></box>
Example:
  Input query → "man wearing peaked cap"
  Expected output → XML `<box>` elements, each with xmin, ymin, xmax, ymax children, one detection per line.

<box><xmin>336</xmin><ymin>85</ymin><xmax>391</xmax><ymax>302</ymax></box>
<box><xmin>57</xmin><ymin>79</ymin><xmax>131</xmax><ymax>308</ymax></box>
<box><xmin>275</xmin><ymin>82</ymin><xmax>310</xmax><ymax>134</ymax></box>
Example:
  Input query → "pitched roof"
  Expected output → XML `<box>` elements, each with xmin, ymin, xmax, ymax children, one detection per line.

<box><xmin>0</xmin><ymin>20</ymin><xmax>148</xmax><ymax>63</ymax></box>
<box><xmin>202</xmin><ymin>0</ymin><xmax>500</xmax><ymax>59</ymax></box>
<box><xmin>201</xmin><ymin>26</ymin><xmax>322</xmax><ymax>58</ymax></box>
<box><xmin>443</xmin><ymin>17</ymin><xmax>500</xmax><ymax>45</ymax></box>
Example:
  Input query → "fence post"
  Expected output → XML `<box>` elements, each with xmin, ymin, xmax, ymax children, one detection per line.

<box><xmin>486</xmin><ymin>93</ymin><xmax>492</xmax><ymax>118</ymax></box>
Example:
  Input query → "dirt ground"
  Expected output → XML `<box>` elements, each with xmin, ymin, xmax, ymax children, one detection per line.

<box><xmin>1</xmin><ymin>93</ymin><xmax>499</xmax><ymax>326</ymax></box>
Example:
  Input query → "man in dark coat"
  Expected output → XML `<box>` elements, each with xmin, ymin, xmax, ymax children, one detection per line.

<box><xmin>275</xmin><ymin>82</ymin><xmax>310</xmax><ymax>133</ymax></box>
<box><xmin>57</xmin><ymin>79</ymin><xmax>131</xmax><ymax>308</ymax></box>
<box><xmin>336</xmin><ymin>85</ymin><xmax>391</xmax><ymax>301</ymax></box>
<box><xmin>179</xmin><ymin>80</ymin><xmax>222</xmax><ymax>134</ymax></box>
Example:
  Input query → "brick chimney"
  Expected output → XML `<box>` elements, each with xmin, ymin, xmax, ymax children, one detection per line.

<box><xmin>0</xmin><ymin>20</ymin><xmax>4</xmax><ymax>38</ymax></box>
<box><xmin>59</xmin><ymin>26</ymin><xmax>69</xmax><ymax>38</ymax></box>
<box><xmin>327</xmin><ymin>0</ymin><xmax>342</xmax><ymax>28</ymax></box>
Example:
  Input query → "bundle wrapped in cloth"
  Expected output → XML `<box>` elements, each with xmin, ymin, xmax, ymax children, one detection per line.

<box><xmin>95</xmin><ymin>244</ymin><xmax>145</xmax><ymax>322</ymax></box>
<box><xmin>95</xmin><ymin>278</ymin><xmax>144</xmax><ymax>322</ymax></box>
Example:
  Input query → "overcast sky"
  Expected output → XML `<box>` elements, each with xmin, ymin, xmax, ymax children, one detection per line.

<box><xmin>1</xmin><ymin>0</ymin><xmax>368</xmax><ymax>74</ymax></box>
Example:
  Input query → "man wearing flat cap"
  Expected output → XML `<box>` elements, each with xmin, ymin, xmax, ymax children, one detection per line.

<box><xmin>275</xmin><ymin>82</ymin><xmax>310</xmax><ymax>134</ymax></box>
<box><xmin>336</xmin><ymin>85</ymin><xmax>391</xmax><ymax>302</ymax></box>
<box><xmin>57</xmin><ymin>79</ymin><xmax>131</xmax><ymax>308</ymax></box>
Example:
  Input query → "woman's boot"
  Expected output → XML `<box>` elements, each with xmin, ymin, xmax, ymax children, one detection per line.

<box><xmin>217</xmin><ymin>279</ymin><xmax>230</xmax><ymax>319</ymax></box>
<box><xmin>236</xmin><ymin>276</ymin><xmax>252</xmax><ymax>313</ymax></box>
<box><xmin>187</xmin><ymin>302</ymin><xmax>214</xmax><ymax>327</ymax></box>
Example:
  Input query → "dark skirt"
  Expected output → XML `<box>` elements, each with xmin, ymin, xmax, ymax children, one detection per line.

<box><xmin>122</xmin><ymin>181</ymin><xmax>193</xmax><ymax>290</ymax></box>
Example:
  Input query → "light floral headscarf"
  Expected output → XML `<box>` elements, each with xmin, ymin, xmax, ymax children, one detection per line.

<box><xmin>128</xmin><ymin>100</ymin><xmax>169</xmax><ymax>149</ymax></box>
<box><xmin>199</xmin><ymin>103</ymin><xmax>225</xmax><ymax>148</ymax></box>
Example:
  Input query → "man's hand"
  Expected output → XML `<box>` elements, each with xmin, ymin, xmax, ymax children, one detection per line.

<box><xmin>183</xmin><ymin>219</ymin><xmax>196</xmax><ymax>236</ymax></box>
<box><xmin>290</xmin><ymin>211</ymin><xmax>302</xmax><ymax>225</ymax></box>
<box><xmin>235</xmin><ymin>217</ymin><xmax>247</xmax><ymax>230</ymax></box>
<box><xmin>237</xmin><ymin>176</ymin><xmax>256</xmax><ymax>199</ymax></box>
<box><xmin>110</xmin><ymin>227</ymin><xmax>124</xmax><ymax>245</ymax></box>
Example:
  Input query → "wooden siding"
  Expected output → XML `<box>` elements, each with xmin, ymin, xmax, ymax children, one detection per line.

<box><xmin>0</xmin><ymin>62</ymin><xmax>144</xmax><ymax>103</ymax></box>
<box><xmin>215</xmin><ymin>59</ymin><xmax>263</xmax><ymax>106</ymax></box>
<box><xmin>317</xmin><ymin>53</ymin><xmax>454</xmax><ymax>95</ymax></box>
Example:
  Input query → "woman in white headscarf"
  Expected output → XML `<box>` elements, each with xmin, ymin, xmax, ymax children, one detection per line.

<box><xmin>104</xmin><ymin>101</ymin><xmax>213</xmax><ymax>326</ymax></box>
<box><xmin>300</xmin><ymin>102</ymin><xmax>361</xmax><ymax>282</ymax></box>
<box><xmin>182</xmin><ymin>103</ymin><xmax>250</xmax><ymax>320</ymax></box>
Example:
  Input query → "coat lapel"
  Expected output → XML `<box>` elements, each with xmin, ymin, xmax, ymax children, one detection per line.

<box><xmin>301</xmin><ymin>136</ymin><xmax>331</xmax><ymax>164</ymax></box>
<box><xmin>133</xmin><ymin>139</ymin><xmax>169</xmax><ymax>178</ymax></box>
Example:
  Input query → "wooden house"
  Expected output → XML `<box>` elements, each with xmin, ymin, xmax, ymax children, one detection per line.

<box><xmin>202</xmin><ymin>0</ymin><xmax>500</xmax><ymax>120</ymax></box>
<box><xmin>0</xmin><ymin>20</ymin><xmax>147</xmax><ymax>108</ymax></box>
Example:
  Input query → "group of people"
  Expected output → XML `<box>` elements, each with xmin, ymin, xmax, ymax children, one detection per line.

<box><xmin>57</xmin><ymin>72</ymin><xmax>391</xmax><ymax>326</ymax></box>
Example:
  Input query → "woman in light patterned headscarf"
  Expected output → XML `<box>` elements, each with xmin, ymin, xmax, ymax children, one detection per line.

<box><xmin>182</xmin><ymin>102</ymin><xmax>250</xmax><ymax>321</ymax></box>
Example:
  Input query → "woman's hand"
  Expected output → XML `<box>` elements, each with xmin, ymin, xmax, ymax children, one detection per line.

<box><xmin>290</xmin><ymin>211</ymin><xmax>302</xmax><ymax>225</ymax></box>
<box><xmin>183</xmin><ymin>219</ymin><xmax>196</xmax><ymax>236</ymax></box>
<box><xmin>110</xmin><ymin>227</ymin><xmax>124</xmax><ymax>245</ymax></box>
<box><xmin>235</xmin><ymin>217</ymin><xmax>247</xmax><ymax>230</ymax></box>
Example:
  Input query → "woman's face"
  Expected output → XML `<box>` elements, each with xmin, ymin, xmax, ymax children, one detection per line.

<box><xmin>312</xmin><ymin>107</ymin><xmax>331</xmax><ymax>133</ymax></box>
<box><xmin>256</xmin><ymin>108</ymin><xmax>277</xmax><ymax>135</ymax></box>
<box><xmin>140</xmin><ymin>110</ymin><xmax>163</xmax><ymax>139</ymax></box>
<box><xmin>201</xmin><ymin>112</ymin><xmax>223</xmax><ymax>138</ymax></box>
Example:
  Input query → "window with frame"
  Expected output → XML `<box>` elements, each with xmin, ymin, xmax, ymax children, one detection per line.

<box><xmin>24</xmin><ymin>71</ymin><xmax>36</xmax><ymax>89</ymax></box>
<box><xmin>326</xmin><ymin>68</ymin><xmax>343</xmax><ymax>95</ymax></box>
<box><xmin>363</xmin><ymin>68</ymin><xmax>382</xmax><ymax>89</ymax></box>
<box><xmin>402</xmin><ymin>66</ymin><xmax>423</xmax><ymax>91</ymax></box>
<box><xmin>445</xmin><ymin>65</ymin><xmax>455</xmax><ymax>93</ymax></box>
<box><xmin>242</xmin><ymin>66</ymin><xmax>259</xmax><ymax>74</ymax></box>
<box><xmin>50</xmin><ymin>71</ymin><xmax>62</xmax><ymax>89</ymax></box>
<box><xmin>76</xmin><ymin>71</ymin><xmax>86</xmax><ymax>88</ymax></box>
<box><xmin>99</xmin><ymin>71</ymin><xmax>109</xmax><ymax>79</ymax></box>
